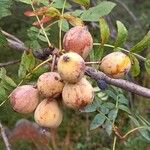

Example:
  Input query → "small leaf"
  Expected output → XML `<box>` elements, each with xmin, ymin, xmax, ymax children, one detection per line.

<box><xmin>81</xmin><ymin>1</ymin><xmax>116</xmax><ymax>21</ymax></box>
<box><xmin>0</xmin><ymin>0</ymin><xmax>12</xmax><ymax>19</ymax></box>
<box><xmin>0</xmin><ymin>67</ymin><xmax>6</xmax><ymax>79</ymax></box>
<box><xmin>117</xmin><ymin>94</ymin><xmax>129</xmax><ymax>105</ymax></box>
<box><xmin>129</xmin><ymin>115</ymin><xmax>140</xmax><ymax>126</ymax></box>
<box><xmin>99</xmin><ymin>18</ymin><xmax>110</xmax><ymax>45</ymax></box>
<box><xmin>51</xmin><ymin>0</ymin><xmax>71</xmax><ymax>9</ymax></box>
<box><xmin>3</xmin><ymin>76</ymin><xmax>17</xmax><ymax>88</ymax></box>
<box><xmin>106</xmin><ymin>90</ymin><xmax>117</xmax><ymax>100</ymax></box>
<box><xmin>25</xmin><ymin>52</ymin><xmax>36</xmax><ymax>72</ymax></box>
<box><xmin>73</xmin><ymin>0</ymin><xmax>90</xmax><ymax>8</ymax></box>
<box><xmin>18</xmin><ymin>52</ymin><xmax>27</xmax><ymax>79</ymax></box>
<box><xmin>58</xmin><ymin>19</ymin><xmax>69</xmax><ymax>32</ymax></box>
<box><xmin>17</xmin><ymin>0</ymin><xmax>31</xmax><ymax>4</ymax></box>
<box><xmin>102</xmin><ymin>102</ymin><xmax>115</xmax><ymax>109</ymax></box>
<box><xmin>145</xmin><ymin>53</ymin><xmax>150</xmax><ymax>74</ymax></box>
<box><xmin>80</xmin><ymin>100</ymin><xmax>97</xmax><ymax>113</ymax></box>
<box><xmin>118</xmin><ymin>105</ymin><xmax>131</xmax><ymax>114</ymax></box>
<box><xmin>104</xmin><ymin>120</ymin><xmax>113</xmax><ymax>135</ymax></box>
<box><xmin>130</xmin><ymin>54</ymin><xmax>140</xmax><ymax>77</ymax></box>
<box><xmin>63</xmin><ymin>13</ymin><xmax>84</xmax><ymax>27</ymax></box>
<box><xmin>90</xmin><ymin>113</ymin><xmax>106</xmax><ymax>130</ymax></box>
<box><xmin>108</xmin><ymin>109</ymin><xmax>118</xmax><ymax>122</ymax></box>
<box><xmin>114</xmin><ymin>21</ymin><xmax>128</xmax><ymax>48</ymax></box>
<box><xmin>0</xmin><ymin>86</ymin><xmax>7</xmax><ymax>101</ymax></box>
<box><xmin>130</xmin><ymin>31</ymin><xmax>150</xmax><ymax>53</ymax></box>
<box><xmin>99</xmin><ymin>105</ymin><xmax>109</xmax><ymax>114</ymax></box>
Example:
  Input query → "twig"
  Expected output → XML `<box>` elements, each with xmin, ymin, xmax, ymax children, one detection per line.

<box><xmin>59</xmin><ymin>0</ymin><xmax>66</xmax><ymax>51</ymax></box>
<box><xmin>0</xmin><ymin>60</ymin><xmax>20</xmax><ymax>67</ymax></box>
<box><xmin>51</xmin><ymin>54</ymin><xmax>57</xmax><ymax>72</ymax></box>
<box><xmin>1</xmin><ymin>30</ymin><xmax>24</xmax><ymax>45</ymax></box>
<box><xmin>85</xmin><ymin>66</ymin><xmax>150</xmax><ymax>98</ymax></box>
<box><xmin>30</xmin><ymin>0</ymin><xmax>52</xmax><ymax>47</ymax></box>
<box><xmin>85</xmin><ymin>61</ymin><xmax>101</xmax><ymax>65</ymax></box>
<box><xmin>0</xmin><ymin>122</ymin><xmax>11</xmax><ymax>150</ymax></box>
<box><xmin>93</xmin><ymin>43</ymin><xmax>146</xmax><ymax>61</ymax></box>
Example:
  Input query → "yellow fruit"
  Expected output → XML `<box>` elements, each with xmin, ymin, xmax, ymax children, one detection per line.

<box><xmin>10</xmin><ymin>85</ymin><xmax>39</xmax><ymax>114</ymax></box>
<box><xmin>34</xmin><ymin>99</ymin><xmax>63</xmax><ymax>128</ymax></box>
<box><xmin>57</xmin><ymin>52</ymin><xmax>85</xmax><ymax>83</ymax></box>
<box><xmin>37</xmin><ymin>72</ymin><xmax>64</xmax><ymax>98</ymax></box>
<box><xmin>100</xmin><ymin>52</ymin><xmax>131</xmax><ymax>78</ymax></box>
<box><xmin>62</xmin><ymin>78</ymin><xmax>94</xmax><ymax>109</ymax></box>
<box><xmin>63</xmin><ymin>26</ymin><xmax>93</xmax><ymax>59</ymax></box>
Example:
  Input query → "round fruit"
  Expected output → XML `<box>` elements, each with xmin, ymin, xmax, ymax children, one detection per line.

<box><xmin>37</xmin><ymin>72</ymin><xmax>64</xmax><ymax>98</ymax></box>
<box><xmin>62</xmin><ymin>78</ymin><xmax>94</xmax><ymax>109</ymax></box>
<box><xmin>10</xmin><ymin>85</ymin><xmax>39</xmax><ymax>114</ymax></box>
<box><xmin>100</xmin><ymin>52</ymin><xmax>131</xmax><ymax>78</ymax></box>
<box><xmin>63</xmin><ymin>26</ymin><xmax>93</xmax><ymax>59</ymax></box>
<box><xmin>34</xmin><ymin>99</ymin><xmax>63</xmax><ymax>128</ymax></box>
<box><xmin>57</xmin><ymin>52</ymin><xmax>85</xmax><ymax>83</ymax></box>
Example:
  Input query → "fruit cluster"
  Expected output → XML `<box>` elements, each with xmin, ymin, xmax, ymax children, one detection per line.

<box><xmin>9</xmin><ymin>26</ymin><xmax>131</xmax><ymax>129</ymax></box>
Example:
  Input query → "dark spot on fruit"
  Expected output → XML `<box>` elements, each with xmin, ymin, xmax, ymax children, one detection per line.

<box><xmin>63</xmin><ymin>56</ymin><xmax>70</xmax><ymax>62</ymax></box>
<box><xmin>54</xmin><ymin>76</ymin><xmax>59</xmax><ymax>80</ymax></box>
<box><xmin>53</xmin><ymin>114</ymin><xmax>56</xmax><ymax>118</ymax></box>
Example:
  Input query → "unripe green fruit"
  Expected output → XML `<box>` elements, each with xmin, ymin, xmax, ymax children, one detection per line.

<box><xmin>10</xmin><ymin>85</ymin><xmax>39</xmax><ymax>114</ymax></box>
<box><xmin>100</xmin><ymin>52</ymin><xmax>131</xmax><ymax>78</ymax></box>
<box><xmin>62</xmin><ymin>78</ymin><xmax>94</xmax><ymax>109</ymax></box>
<box><xmin>34</xmin><ymin>99</ymin><xmax>63</xmax><ymax>128</ymax></box>
<box><xmin>63</xmin><ymin>26</ymin><xmax>93</xmax><ymax>59</ymax></box>
<box><xmin>37</xmin><ymin>72</ymin><xmax>64</xmax><ymax>98</ymax></box>
<box><xmin>57</xmin><ymin>52</ymin><xmax>85</xmax><ymax>83</ymax></box>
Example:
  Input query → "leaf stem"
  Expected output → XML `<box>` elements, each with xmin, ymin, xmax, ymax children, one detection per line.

<box><xmin>122</xmin><ymin>126</ymin><xmax>149</xmax><ymax>139</ymax></box>
<box><xmin>17</xmin><ymin>56</ymin><xmax>52</xmax><ymax>87</ymax></box>
<box><xmin>59</xmin><ymin>0</ymin><xmax>66</xmax><ymax>51</ymax></box>
<box><xmin>112</xmin><ymin>136</ymin><xmax>117</xmax><ymax>150</ymax></box>
<box><xmin>30</xmin><ymin>0</ymin><xmax>52</xmax><ymax>47</ymax></box>
<box><xmin>93</xmin><ymin>43</ymin><xmax>146</xmax><ymax>61</ymax></box>
<box><xmin>85</xmin><ymin>61</ymin><xmax>101</xmax><ymax>65</ymax></box>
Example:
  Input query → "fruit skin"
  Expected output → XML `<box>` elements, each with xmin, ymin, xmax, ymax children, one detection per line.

<box><xmin>34</xmin><ymin>99</ymin><xmax>63</xmax><ymax>128</ymax></box>
<box><xmin>37</xmin><ymin>72</ymin><xmax>64</xmax><ymax>98</ymax></box>
<box><xmin>62</xmin><ymin>78</ymin><xmax>94</xmax><ymax>109</ymax></box>
<box><xmin>63</xmin><ymin>26</ymin><xmax>93</xmax><ymax>59</ymax></box>
<box><xmin>100</xmin><ymin>52</ymin><xmax>131</xmax><ymax>78</ymax></box>
<box><xmin>10</xmin><ymin>85</ymin><xmax>39</xmax><ymax>114</ymax></box>
<box><xmin>57</xmin><ymin>52</ymin><xmax>85</xmax><ymax>83</ymax></box>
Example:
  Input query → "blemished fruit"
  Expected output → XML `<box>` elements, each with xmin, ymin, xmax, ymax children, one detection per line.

<box><xmin>10</xmin><ymin>85</ymin><xmax>39</xmax><ymax>114</ymax></box>
<box><xmin>63</xmin><ymin>26</ymin><xmax>93</xmax><ymax>59</ymax></box>
<box><xmin>34</xmin><ymin>99</ymin><xmax>63</xmax><ymax>128</ymax></box>
<box><xmin>100</xmin><ymin>52</ymin><xmax>131</xmax><ymax>78</ymax></box>
<box><xmin>57</xmin><ymin>52</ymin><xmax>85</xmax><ymax>83</ymax></box>
<box><xmin>37</xmin><ymin>72</ymin><xmax>64</xmax><ymax>98</ymax></box>
<box><xmin>62</xmin><ymin>78</ymin><xmax>94</xmax><ymax>109</ymax></box>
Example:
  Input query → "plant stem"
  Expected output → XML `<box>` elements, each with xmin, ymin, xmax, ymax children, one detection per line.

<box><xmin>17</xmin><ymin>56</ymin><xmax>52</xmax><ymax>87</ymax></box>
<box><xmin>122</xmin><ymin>126</ymin><xmax>149</xmax><ymax>139</ymax></box>
<box><xmin>112</xmin><ymin>136</ymin><xmax>117</xmax><ymax>150</ymax></box>
<box><xmin>93</xmin><ymin>43</ymin><xmax>146</xmax><ymax>61</ymax></box>
<box><xmin>59</xmin><ymin>0</ymin><xmax>66</xmax><ymax>51</ymax></box>
<box><xmin>30</xmin><ymin>0</ymin><xmax>52</xmax><ymax>47</ymax></box>
<box><xmin>85</xmin><ymin>61</ymin><xmax>101</xmax><ymax>65</ymax></box>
